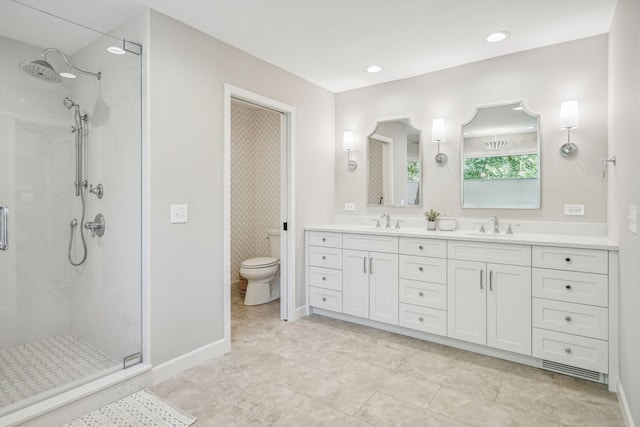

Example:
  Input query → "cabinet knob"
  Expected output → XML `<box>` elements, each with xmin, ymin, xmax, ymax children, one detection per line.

<box><xmin>322</xmin><ymin>256</ymin><xmax>326</xmax><ymax>260</ymax></box>
<box><xmin>565</xmin><ymin>284</ymin><xmax>572</xmax><ymax>290</ymax></box>
<box><xmin>418</xmin><ymin>317</ymin><xmax>424</xmax><ymax>322</ymax></box>
<box><xmin>322</xmin><ymin>276</ymin><xmax>326</xmax><ymax>281</ymax></box>
<box><xmin>564</xmin><ymin>347</ymin><xmax>572</xmax><ymax>354</ymax></box>
<box><xmin>322</xmin><ymin>297</ymin><xmax>327</xmax><ymax>302</ymax></box>
<box><xmin>418</xmin><ymin>292</ymin><xmax>424</xmax><ymax>297</ymax></box>
<box><xmin>418</xmin><ymin>245</ymin><xmax>424</xmax><ymax>250</ymax></box>
<box><xmin>565</xmin><ymin>257</ymin><xmax>572</xmax><ymax>263</ymax></box>
<box><xmin>418</xmin><ymin>267</ymin><xmax>424</xmax><ymax>272</ymax></box>
<box><xmin>322</xmin><ymin>237</ymin><xmax>326</xmax><ymax>242</ymax></box>
<box><xmin>565</xmin><ymin>316</ymin><xmax>572</xmax><ymax>322</ymax></box>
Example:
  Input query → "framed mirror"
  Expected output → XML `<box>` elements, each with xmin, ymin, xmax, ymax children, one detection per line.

<box><xmin>462</xmin><ymin>102</ymin><xmax>540</xmax><ymax>209</ymax></box>
<box><xmin>367</xmin><ymin>118</ymin><xmax>421</xmax><ymax>207</ymax></box>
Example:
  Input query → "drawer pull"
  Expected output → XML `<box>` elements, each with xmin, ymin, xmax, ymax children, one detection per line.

<box><xmin>322</xmin><ymin>297</ymin><xmax>327</xmax><ymax>302</ymax></box>
<box><xmin>418</xmin><ymin>317</ymin><xmax>424</xmax><ymax>322</ymax></box>
<box><xmin>565</xmin><ymin>316</ymin><xmax>572</xmax><ymax>322</ymax></box>
<box><xmin>564</xmin><ymin>347</ymin><xmax>572</xmax><ymax>354</ymax></box>
<box><xmin>322</xmin><ymin>255</ymin><xmax>326</xmax><ymax>260</ymax></box>
<box><xmin>565</xmin><ymin>257</ymin><xmax>571</xmax><ymax>263</ymax></box>
<box><xmin>322</xmin><ymin>237</ymin><xmax>326</xmax><ymax>242</ymax></box>
<box><xmin>418</xmin><ymin>292</ymin><xmax>424</xmax><ymax>297</ymax></box>
<box><xmin>322</xmin><ymin>276</ymin><xmax>326</xmax><ymax>281</ymax></box>
<box><xmin>565</xmin><ymin>284</ymin><xmax>572</xmax><ymax>290</ymax></box>
<box><xmin>418</xmin><ymin>267</ymin><xmax>424</xmax><ymax>272</ymax></box>
<box><xmin>418</xmin><ymin>245</ymin><xmax>424</xmax><ymax>250</ymax></box>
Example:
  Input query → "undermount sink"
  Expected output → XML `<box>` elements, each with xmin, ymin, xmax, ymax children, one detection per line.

<box><xmin>463</xmin><ymin>231</ymin><xmax>514</xmax><ymax>238</ymax></box>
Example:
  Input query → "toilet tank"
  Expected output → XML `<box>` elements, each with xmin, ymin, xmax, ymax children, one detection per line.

<box><xmin>267</xmin><ymin>229</ymin><xmax>281</xmax><ymax>258</ymax></box>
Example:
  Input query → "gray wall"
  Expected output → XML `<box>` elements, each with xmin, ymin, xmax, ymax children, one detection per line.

<box><xmin>608</xmin><ymin>0</ymin><xmax>640</xmax><ymax>423</ymax></box>
<box><xmin>335</xmin><ymin>36</ymin><xmax>608</xmax><ymax>222</ymax></box>
<box><xmin>148</xmin><ymin>11</ymin><xmax>335</xmax><ymax>365</ymax></box>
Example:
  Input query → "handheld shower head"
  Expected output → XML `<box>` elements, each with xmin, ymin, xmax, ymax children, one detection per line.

<box><xmin>64</xmin><ymin>97</ymin><xmax>77</xmax><ymax>110</ymax></box>
<box><xmin>19</xmin><ymin>59</ymin><xmax>63</xmax><ymax>84</ymax></box>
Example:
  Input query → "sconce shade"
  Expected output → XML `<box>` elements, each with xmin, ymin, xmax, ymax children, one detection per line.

<box><xmin>560</xmin><ymin>100</ymin><xmax>579</xmax><ymax>129</ymax></box>
<box><xmin>343</xmin><ymin>130</ymin><xmax>354</xmax><ymax>151</ymax></box>
<box><xmin>432</xmin><ymin>118</ymin><xmax>445</xmax><ymax>142</ymax></box>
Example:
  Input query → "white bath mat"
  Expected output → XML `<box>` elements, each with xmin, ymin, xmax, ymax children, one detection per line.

<box><xmin>61</xmin><ymin>389</ymin><xmax>196</xmax><ymax>427</ymax></box>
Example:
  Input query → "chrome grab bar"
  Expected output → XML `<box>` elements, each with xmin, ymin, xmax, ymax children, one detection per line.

<box><xmin>0</xmin><ymin>205</ymin><xmax>8</xmax><ymax>250</ymax></box>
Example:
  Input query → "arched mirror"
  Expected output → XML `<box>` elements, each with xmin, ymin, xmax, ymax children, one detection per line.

<box><xmin>367</xmin><ymin>118</ymin><xmax>421</xmax><ymax>207</ymax></box>
<box><xmin>462</xmin><ymin>102</ymin><xmax>540</xmax><ymax>209</ymax></box>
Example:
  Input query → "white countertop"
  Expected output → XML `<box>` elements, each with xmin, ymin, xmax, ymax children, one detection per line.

<box><xmin>305</xmin><ymin>224</ymin><xmax>618</xmax><ymax>251</ymax></box>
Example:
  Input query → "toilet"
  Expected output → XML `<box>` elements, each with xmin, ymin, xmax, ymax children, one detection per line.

<box><xmin>240</xmin><ymin>229</ymin><xmax>281</xmax><ymax>306</ymax></box>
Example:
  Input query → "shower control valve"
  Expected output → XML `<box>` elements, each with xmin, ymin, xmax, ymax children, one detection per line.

<box><xmin>84</xmin><ymin>213</ymin><xmax>105</xmax><ymax>238</ymax></box>
<box><xmin>89</xmin><ymin>183</ymin><xmax>103</xmax><ymax>199</ymax></box>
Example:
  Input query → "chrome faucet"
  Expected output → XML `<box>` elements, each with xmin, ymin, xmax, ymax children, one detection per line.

<box><xmin>381</xmin><ymin>213</ymin><xmax>391</xmax><ymax>228</ymax></box>
<box><xmin>491</xmin><ymin>216</ymin><xmax>500</xmax><ymax>234</ymax></box>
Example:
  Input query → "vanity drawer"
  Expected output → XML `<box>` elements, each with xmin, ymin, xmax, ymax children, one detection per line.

<box><xmin>532</xmin><ymin>246</ymin><xmax>608</xmax><ymax>274</ymax></box>
<box><xmin>308</xmin><ymin>231</ymin><xmax>342</xmax><ymax>248</ymax></box>
<box><xmin>532</xmin><ymin>328</ymin><xmax>608</xmax><ymax>373</ymax></box>
<box><xmin>399</xmin><ymin>237</ymin><xmax>447</xmax><ymax>258</ymax></box>
<box><xmin>343</xmin><ymin>233</ymin><xmax>398</xmax><ymax>253</ymax></box>
<box><xmin>448</xmin><ymin>240</ymin><xmax>531</xmax><ymax>266</ymax></box>
<box><xmin>309</xmin><ymin>246</ymin><xmax>342</xmax><ymax>269</ymax></box>
<box><xmin>309</xmin><ymin>287</ymin><xmax>342</xmax><ymax>313</ymax></box>
<box><xmin>309</xmin><ymin>266</ymin><xmax>342</xmax><ymax>291</ymax></box>
<box><xmin>532</xmin><ymin>268</ymin><xmax>608</xmax><ymax>307</ymax></box>
<box><xmin>532</xmin><ymin>298</ymin><xmax>608</xmax><ymax>340</ymax></box>
<box><xmin>399</xmin><ymin>255</ymin><xmax>447</xmax><ymax>284</ymax></box>
<box><xmin>399</xmin><ymin>303</ymin><xmax>447</xmax><ymax>336</ymax></box>
<box><xmin>399</xmin><ymin>279</ymin><xmax>446</xmax><ymax>310</ymax></box>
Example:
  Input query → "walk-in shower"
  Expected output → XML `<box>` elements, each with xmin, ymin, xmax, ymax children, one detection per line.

<box><xmin>0</xmin><ymin>2</ymin><xmax>143</xmax><ymax>422</ymax></box>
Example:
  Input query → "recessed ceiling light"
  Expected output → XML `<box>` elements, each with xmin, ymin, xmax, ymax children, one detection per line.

<box><xmin>60</xmin><ymin>72</ymin><xmax>76</xmax><ymax>79</ymax></box>
<box><xmin>366</xmin><ymin>65</ymin><xmax>382</xmax><ymax>73</ymax></box>
<box><xmin>486</xmin><ymin>31</ymin><xmax>510</xmax><ymax>43</ymax></box>
<box><xmin>524</xmin><ymin>126</ymin><xmax>536</xmax><ymax>129</ymax></box>
<box><xmin>512</xmin><ymin>106</ymin><xmax>523</xmax><ymax>110</ymax></box>
<box><xmin>107</xmin><ymin>46</ymin><xmax>126</xmax><ymax>55</ymax></box>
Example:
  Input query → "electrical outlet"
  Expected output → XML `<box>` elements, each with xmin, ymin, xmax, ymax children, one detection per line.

<box><xmin>564</xmin><ymin>204</ymin><xmax>585</xmax><ymax>216</ymax></box>
<box><xmin>344</xmin><ymin>202</ymin><xmax>355</xmax><ymax>211</ymax></box>
<box><xmin>170</xmin><ymin>204</ymin><xmax>188</xmax><ymax>223</ymax></box>
<box><xmin>629</xmin><ymin>205</ymin><xmax>637</xmax><ymax>234</ymax></box>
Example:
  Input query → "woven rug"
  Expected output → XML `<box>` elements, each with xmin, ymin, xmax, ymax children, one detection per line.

<box><xmin>61</xmin><ymin>389</ymin><xmax>196</xmax><ymax>427</ymax></box>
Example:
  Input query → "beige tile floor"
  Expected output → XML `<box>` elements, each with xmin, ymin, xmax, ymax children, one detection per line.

<box><xmin>152</xmin><ymin>292</ymin><xmax>624</xmax><ymax>426</ymax></box>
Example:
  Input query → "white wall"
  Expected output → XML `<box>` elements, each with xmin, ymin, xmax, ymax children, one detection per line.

<box><xmin>608</xmin><ymin>0</ymin><xmax>640</xmax><ymax>423</ymax></box>
<box><xmin>148</xmin><ymin>11</ymin><xmax>335</xmax><ymax>365</ymax></box>
<box><xmin>335</xmin><ymin>36</ymin><xmax>608</xmax><ymax>222</ymax></box>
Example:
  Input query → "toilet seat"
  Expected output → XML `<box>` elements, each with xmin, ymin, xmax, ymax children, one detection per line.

<box><xmin>241</xmin><ymin>257</ymin><xmax>278</xmax><ymax>269</ymax></box>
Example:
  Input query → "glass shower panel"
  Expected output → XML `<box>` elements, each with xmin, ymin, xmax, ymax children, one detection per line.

<box><xmin>0</xmin><ymin>4</ymin><xmax>142</xmax><ymax>416</ymax></box>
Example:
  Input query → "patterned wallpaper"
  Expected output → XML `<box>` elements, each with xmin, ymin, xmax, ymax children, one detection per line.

<box><xmin>230</xmin><ymin>102</ymin><xmax>281</xmax><ymax>282</ymax></box>
<box><xmin>368</xmin><ymin>139</ymin><xmax>384</xmax><ymax>205</ymax></box>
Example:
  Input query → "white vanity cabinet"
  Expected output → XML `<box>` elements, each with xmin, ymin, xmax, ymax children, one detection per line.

<box><xmin>447</xmin><ymin>241</ymin><xmax>532</xmax><ymax>356</ymax></box>
<box><xmin>342</xmin><ymin>234</ymin><xmax>399</xmax><ymax>325</ymax></box>
<box><xmin>308</xmin><ymin>231</ymin><xmax>343</xmax><ymax>313</ymax></box>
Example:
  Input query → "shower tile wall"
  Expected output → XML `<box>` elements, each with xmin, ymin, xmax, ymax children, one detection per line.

<box><xmin>0</xmin><ymin>36</ymin><xmax>75</xmax><ymax>349</ymax></box>
<box><xmin>230</xmin><ymin>102</ymin><xmax>280</xmax><ymax>283</ymax></box>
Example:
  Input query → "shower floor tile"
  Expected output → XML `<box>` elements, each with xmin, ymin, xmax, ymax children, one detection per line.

<box><xmin>0</xmin><ymin>333</ymin><xmax>118</xmax><ymax>411</ymax></box>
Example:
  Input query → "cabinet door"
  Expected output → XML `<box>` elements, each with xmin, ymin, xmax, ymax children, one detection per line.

<box><xmin>487</xmin><ymin>263</ymin><xmax>531</xmax><ymax>355</ymax></box>
<box><xmin>447</xmin><ymin>259</ymin><xmax>486</xmax><ymax>345</ymax></box>
<box><xmin>342</xmin><ymin>249</ymin><xmax>369</xmax><ymax>318</ymax></box>
<box><xmin>369</xmin><ymin>252</ymin><xmax>399</xmax><ymax>325</ymax></box>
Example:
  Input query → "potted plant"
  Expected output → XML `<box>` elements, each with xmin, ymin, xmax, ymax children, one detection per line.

<box><xmin>425</xmin><ymin>209</ymin><xmax>440</xmax><ymax>230</ymax></box>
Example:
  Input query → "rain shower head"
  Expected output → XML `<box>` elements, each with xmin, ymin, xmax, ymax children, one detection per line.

<box><xmin>19</xmin><ymin>59</ymin><xmax>64</xmax><ymax>83</ymax></box>
<box><xmin>19</xmin><ymin>48</ymin><xmax>101</xmax><ymax>83</ymax></box>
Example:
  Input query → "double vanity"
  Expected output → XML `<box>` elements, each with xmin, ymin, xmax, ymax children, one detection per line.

<box><xmin>305</xmin><ymin>224</ymin><xmax>618</xmax><ymax>391</ymax></box>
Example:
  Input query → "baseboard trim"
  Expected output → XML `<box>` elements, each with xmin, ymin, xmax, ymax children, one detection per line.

<box><xmin>295</xmin><ymin>304</ymin><xmax>307</xmax><ymax>320</ymax></box>
<box><xmin>151</xmin><ymin>338</ymin><xmax>229</xmax><ymax>385</ymax></box>
<box><xmin>618</xmin><ymin>378</ymin><xmax>636</xmax><ymax>427</ymax></box>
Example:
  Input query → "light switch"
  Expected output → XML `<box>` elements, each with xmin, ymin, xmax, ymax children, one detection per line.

<box><xmin>629</xmin><ymin>205</ymin><xmax>637</xmax><ymax>234</ymax></box>
<box><xmin>344</xmin><ymin>202</ymin><xmax>355</xmax><ymax>211</ymax></box>
<box><xmin>170</xmin><ymin>204</ymin><xmax>188</xmax><ymax>224</ymax></box>
<box><xmin>564</xmin><ymin>204</ymin><xmax>585</xmax><ymax>216</ymax></box>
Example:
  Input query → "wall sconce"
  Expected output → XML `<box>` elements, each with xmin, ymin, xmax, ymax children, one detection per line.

<box><xmin>432</xmin><ymin>118</ymin><xmax>447</xmax><ymax>165</ymax></box>
<box><xmin>343</xmin><ymin>130</ymin><xmax>357</xmax><ymax>170</ymax></box>
<box><xmin>559</xmin><ymin>100</ymin><xmax>579</xmax><ymax>157</ymax></box>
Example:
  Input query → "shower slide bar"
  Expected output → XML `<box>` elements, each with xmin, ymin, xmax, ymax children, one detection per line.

<box><xmin>0</xmin><ymin>205</ymin><xmax>7</xmax><ymax>250</ymax></box>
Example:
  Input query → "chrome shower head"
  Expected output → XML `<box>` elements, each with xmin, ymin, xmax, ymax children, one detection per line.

<box><xmin>19</xmin><ymin>59</ymin><xmax>63</xmax><ymax>84</ymax></box>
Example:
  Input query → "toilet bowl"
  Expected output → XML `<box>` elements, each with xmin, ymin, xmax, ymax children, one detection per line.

<box><xmin>240</xmin><ymin>229</ymin><xmax>281</xmax><ymax>306</ymax></box>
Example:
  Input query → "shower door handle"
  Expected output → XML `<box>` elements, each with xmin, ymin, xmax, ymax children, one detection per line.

<box><xmin>0</xmin><ymin>205</ymin><xmax>8</xmax><ymax>250</ymax></box>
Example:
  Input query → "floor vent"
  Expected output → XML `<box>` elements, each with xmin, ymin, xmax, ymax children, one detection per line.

<box><xmin>541</xmin><ymin>360</ymin><xmax>604</xmax><ymax>383</ymax></box>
